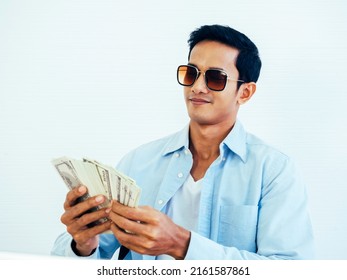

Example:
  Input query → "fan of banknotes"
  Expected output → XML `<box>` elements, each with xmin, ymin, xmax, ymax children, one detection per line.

<box><xmin>51</xmin><ymin>156</ymin><xmax>141</xmax><ymax>211</ymax></box>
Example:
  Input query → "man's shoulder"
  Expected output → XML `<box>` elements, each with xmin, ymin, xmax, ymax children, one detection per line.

<box><xmin>245</xmin><ymin>131</ymin><xmax>291</xmax><ymax>162</ymax></box>
<box><xmin>136</xmin><ymin>129</ymin><xmax>184</xmax><ymax>152</ymax></box>
<box><xmin>116</xmin><ymin>128</ymin><xmax>186</xmax><ymax>172</ymax></box>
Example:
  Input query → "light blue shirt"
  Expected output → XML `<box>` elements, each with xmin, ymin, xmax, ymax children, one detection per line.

<box><xmin>51</xmin><ymin>120</ymin><xmax>314</xmax><ymax>260</ymax></box>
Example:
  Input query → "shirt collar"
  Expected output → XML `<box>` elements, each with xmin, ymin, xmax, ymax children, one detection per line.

<box><xmin>161</xmin><ymin>124</ymin><xmax>190</xmax><ymax>156</ymax></box>
<box><xmin>221</xmin><ymin>120</ymin><xmax>247</xmax><ymax>163</ymax></box>
<box><xmin>162</xmin><ymin>120</ymin><xmax>247</xmax><ymax>162</ymax></box>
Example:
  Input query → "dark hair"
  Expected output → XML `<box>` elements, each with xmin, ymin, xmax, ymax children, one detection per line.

<box><xmin>188</xmin><ymin>24</ymin><xmax>262</xmax><ymax>87</ymax></box>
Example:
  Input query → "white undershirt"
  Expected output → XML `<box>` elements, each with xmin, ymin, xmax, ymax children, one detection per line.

<box><xmin>157</xmin><ymin>174</ymin><xmax>203</xmax><ymax>260</ymax></box>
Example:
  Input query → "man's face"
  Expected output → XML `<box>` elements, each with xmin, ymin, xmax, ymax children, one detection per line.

<box><xmin>184</xmin><ymin>40</ymin><xmax>243</xmax><ymax>126</ymax></box>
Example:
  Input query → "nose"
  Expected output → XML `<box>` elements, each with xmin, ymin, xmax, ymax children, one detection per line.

<box><xmin>191</xmin><ymin>73</ymin><xmax>209</xmax><ymax>94</ymax></box>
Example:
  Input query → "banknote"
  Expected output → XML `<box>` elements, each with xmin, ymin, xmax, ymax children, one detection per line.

<box><xmin>51</xmin><ymin>156</ymin><xmax>141</xmax><ymax>227</ymax></box>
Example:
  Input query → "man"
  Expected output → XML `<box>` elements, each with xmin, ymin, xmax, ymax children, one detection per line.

<box><xmin>51</xmin><ymin>24</ymin><xmax>314</xmax><ymax>260</ymax></box>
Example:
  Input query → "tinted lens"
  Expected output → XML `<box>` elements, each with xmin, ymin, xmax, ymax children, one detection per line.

<box><xmin>177</xmin><ymin>65</ymin><xmax>198</xmax><ymax>86</ymax></box>
<box><xmin>205</xmin><ymin>69</ymin><xmax>227</xmax><ymax>91</ymax></box>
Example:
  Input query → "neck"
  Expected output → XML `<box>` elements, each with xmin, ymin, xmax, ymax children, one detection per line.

<box><xmin>189</xmin><ymin>119</ymin><xmax>235</xmax><ymax>159</ymax></box>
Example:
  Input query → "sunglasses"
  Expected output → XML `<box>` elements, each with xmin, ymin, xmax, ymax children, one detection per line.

<box><xmin>177</xmin><ymin>65</ymin><xmax>244</xmax><ymax>91</ymax></box>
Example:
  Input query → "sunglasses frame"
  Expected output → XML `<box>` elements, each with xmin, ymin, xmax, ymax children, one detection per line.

<box><xmin>177</xmin><ymin>64</ymin><xmax>245</xmax><ymax>91</ymax></box>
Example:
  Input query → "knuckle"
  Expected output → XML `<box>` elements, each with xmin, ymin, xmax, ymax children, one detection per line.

<box><xmin>60</xmin><ymin>214</ymin><xmax>67</xmax><ymax>225</ymax></box>
<box><xmin>73</xmin><ymin>232</ymin><xmax>83</xmax><ymax>243</ymax></box>
<box><xmin>63</xmin><ymin>201</ymin><xmax>69</xmax><ymax>210</ymax></box>
<box><xmin>143</xmin><ymin>240</ymin><xmax>156</xmax><ymax>251</ymax></box>
<box><xmin>136</xmin><ymin>247</ymin><xmax>147</xmax><ymax>255</ymax></box>
<box><xmin>66</xmin><ymin>190</ymin><xmax>77</xmax><ymax>204</ymax></box>
<box><xmin>147</xmin><ymin>215</ymin><xmax>160</xmax><ymax>226</ymax></box>
<box><xmin>77</xmin><ymin>215</ymin><xmax>88</xmax><ymax>226</ymax></box>
<box><xmin>152</xmin><ymin>217</ymin><xmax>160</xmax><ymax>225</ymax></box>
<box><xmin>139</xmin><ymin>227</ymin><xmax>157</xmax><ymax>242</ymax></box>
<box><xmin>150</xmin><ymin>228</ymin><xmax>160</xmax><ymax>239</ymax></box>
<box><xmin>86</xmin><ymin>196</ymin><xmax>100</xmax><ymax>208</ymax></box>
<box><xmin>66</xmin><ymin>225</ymin><xmax>74</xmax><ymax>235</ymax></box>
<box><xmin>117</xmin><ymin>218</ymin><xmax>129</xmax><ymax>230</ymax></box>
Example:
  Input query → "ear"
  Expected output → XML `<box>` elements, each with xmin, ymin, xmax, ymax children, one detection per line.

<box><xmin>237</xmin><ymin>82</ymin><xmax>257</xmax><ymax>105</ymax></box>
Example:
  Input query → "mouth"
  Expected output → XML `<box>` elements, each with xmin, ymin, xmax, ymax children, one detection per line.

<box><xmin>189</xmin><ymin>97</ymin><xmax>211</xmax><ymax>105</ymax></box>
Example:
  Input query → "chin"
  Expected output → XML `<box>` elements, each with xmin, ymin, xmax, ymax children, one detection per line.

<box><xmin>189</xmin><ymin>115</ymin><xmax>218</xmax><ymax>126</ymax></box>
<box><xmin>189</xmin><ymin>111</ymin><xmax>235</xmax><ymax>127</ymax></box>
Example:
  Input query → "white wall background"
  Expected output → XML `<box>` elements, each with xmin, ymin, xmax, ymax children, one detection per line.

<box><xmin>0</xmin><ymin>0</ymin><xmax>346</xmax><ymax>259</ymax></box>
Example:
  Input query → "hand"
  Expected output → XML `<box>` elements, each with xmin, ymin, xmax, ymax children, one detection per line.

<box><xmin>60</xmin><ymin>186</ymin><xmax>112</xmax><ymax>256</ymax></box>
<box><xmin>109</xmin><ymin>201</ymin><xmax>191</xmax><ymax>259</ymax></box>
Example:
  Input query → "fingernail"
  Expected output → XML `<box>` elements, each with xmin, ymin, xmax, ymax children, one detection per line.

<box><xmin>78</xmin><ymin>186</ymin><xmax>86</xmax><ymax>193</ymax></box>
<box><xmin>95</xmin><ymin>195</ymin><xmax>104</xmax><ymax>203</ymax></box>
<box><xmin>105</xmin><ymin>208</ymin><xmax>111</xmax><ymax>214</ymax></box>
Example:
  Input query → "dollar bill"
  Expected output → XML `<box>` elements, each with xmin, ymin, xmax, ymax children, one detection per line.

<box><xmin>82</xmin><ymin>158</ymin><xmax>113</xmax><ymax>201</ymax></box>
<box><xmin>52</xmin><ymin>156</ymin><xmax>141</xmax><ymax>209</ymax></box>
<box><xmin>51</xmin><ymin>157</ymin><xmax>108</xmax><ymax>227</ymax></box>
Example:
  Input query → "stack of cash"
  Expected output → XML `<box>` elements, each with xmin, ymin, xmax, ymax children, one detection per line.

<box><xmin>51</xmin><ymin>156</ymin><xmax>141</xmax><ymax>210</ymax></box>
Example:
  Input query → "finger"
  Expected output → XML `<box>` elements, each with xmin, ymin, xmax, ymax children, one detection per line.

<box><xmin>61</xmin><ymin>195</ymin><xmax>108</xmax><ymax>226</ymax></box>
<box><xmin>108</xmin><ymin>209</ymin><xmax>143</xmax><ymax>233</ymax></box>
<box><xmin>74</xmin><ymin>207</ymin><xmax>111</xmax><ymax>229</ymax></box>
<box><xmin>64</xmin><ymin>186</ymin><xmax>88</xmax><ymax>209</ymax></box>
<box><xmin>110</xmin><ymin>222</ymin><xmax>140</xmax><ymax>246</ymax></box>
<box><xmin>72</xmin><ymin>194</ymin><xmax>107</xmax><ymax>218</ymax></box>
<box><xmin>114</xmin><ymin>203</ymin><xmax>162</xmax><ymax>228</ymax></box>
<box><xmin>111</xmin><ymin>200</ymin><xmax>146</xmax><ymax>221</ymax></box>
<box><xmin>110</xmin><ymin>223</ymin><xmax>156</xmax><ymax>256</ymax></box>
<box><xmin>66</xmin><ymin>207</ymin><xmax>111</xmax><ymax>237</ymax></box>
<box><xmin>74</xmin><ymin>219</ymin><xmax>112</xmax><ymax>245</ymax></box>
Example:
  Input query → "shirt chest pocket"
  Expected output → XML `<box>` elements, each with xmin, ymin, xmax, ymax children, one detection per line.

<box><xmin>218</xmin><ymin>205</ymin><xmax>259</xmax><ymax>252</ymax></box>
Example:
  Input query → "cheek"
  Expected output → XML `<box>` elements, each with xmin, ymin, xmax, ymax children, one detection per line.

<box><xmin>215</xmin><ymin>93</ymin><xmax>237</xmax><ymax>110</ymax></box>
<box><xmin>183</xmin><ymin>88</ymin><xmax>190</xmax><ymax>102</ymax></box>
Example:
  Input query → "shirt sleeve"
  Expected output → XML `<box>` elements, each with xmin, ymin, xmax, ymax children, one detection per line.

<box><xmin>185</xmin><ymin>158</ymin><xmax>314</xmax><ymax>260</ymax></box>
<box><xmin>185</xmin><ymin>231</ymin><xmax>270</xmax><ymax>259</ymax></box>
<box><xmin>50</xmin><ymin>232</ymin><xmax>100</xmax><ymax>259</ymax></box>
<box><xmin>51</xmin><ymin>232</ymin><xmax>120</xmax><ymax>259</ymax></box>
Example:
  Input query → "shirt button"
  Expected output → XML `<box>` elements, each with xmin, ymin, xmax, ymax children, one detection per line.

<box><xmin>222</xmin><ymin>157</ymin><xmax>226</xmax><ymax>161</ymax></box>
<box><xmin>177</xmin><ymin>172</ymin><xmax>183</xmax><ymax>178</ymax></box>
<box><xmin>184</xmin><ymin>149</ymin><xmax>189</xmax><ymax>155</ymax></box>
<box><xmin>158</xmin><ymin>199</ymin><xmax>164</xmax><ymax>205</ymax></box>
<box><xmin>174</xmin><ymin>152</ymin><xmax>180</xmax><ymax>158</ymax></box>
